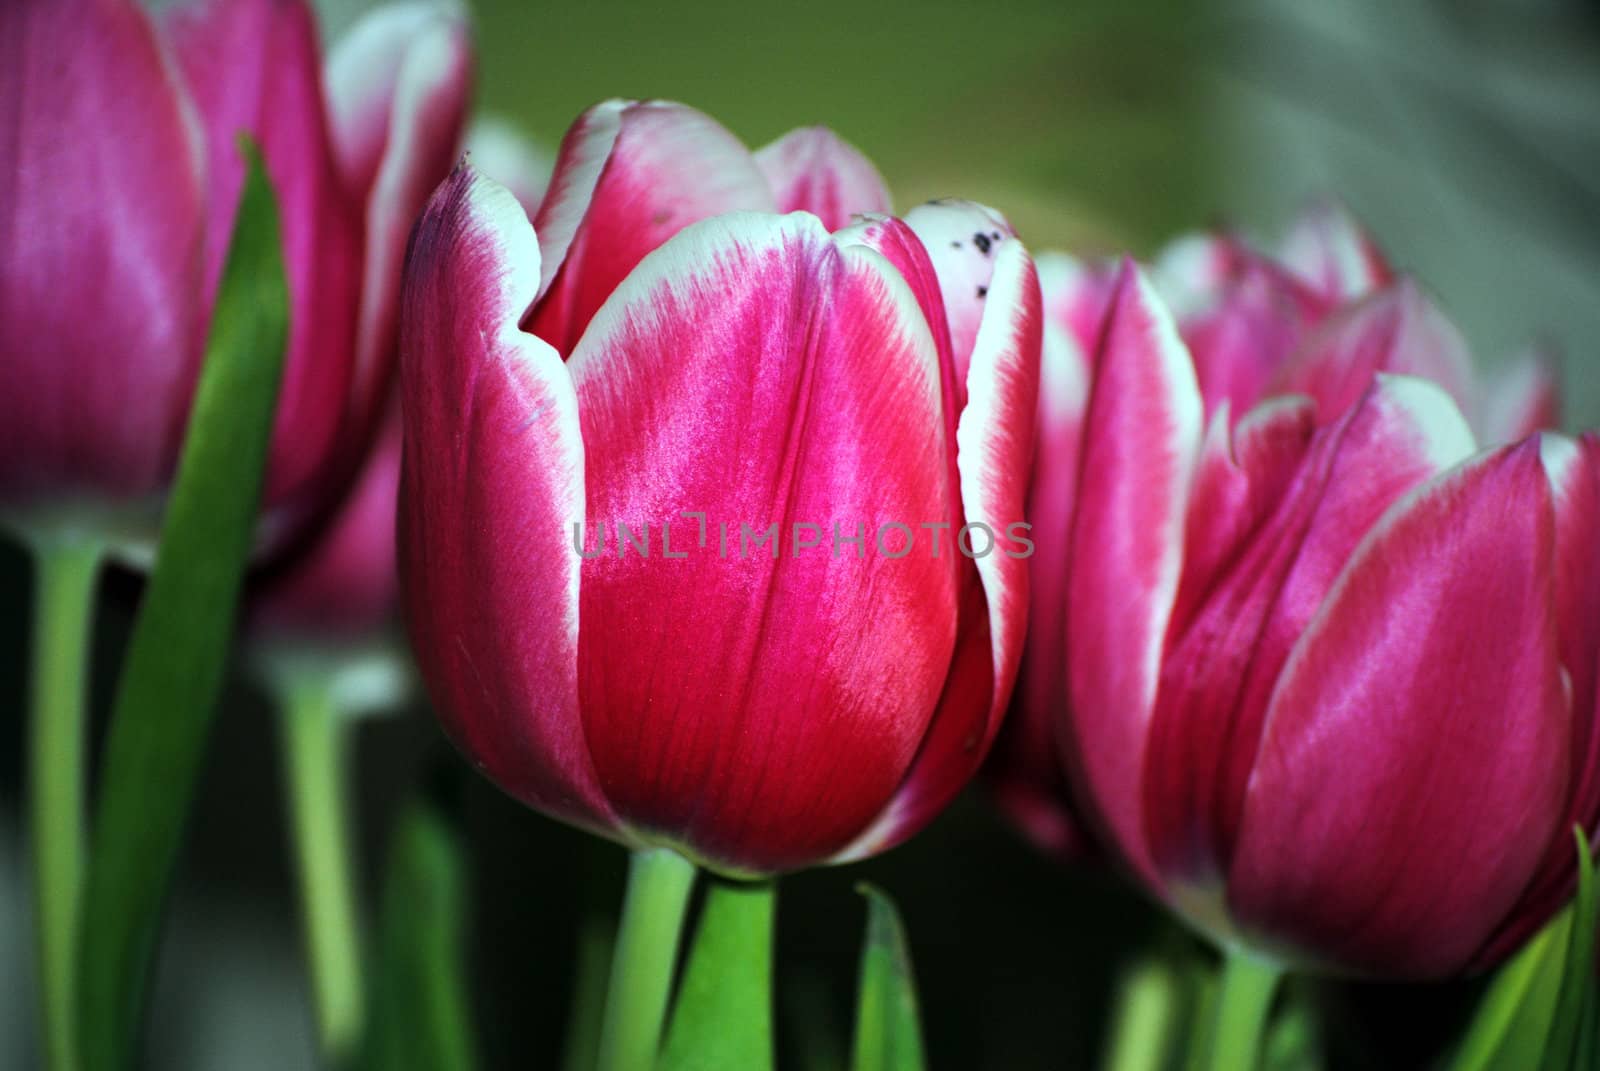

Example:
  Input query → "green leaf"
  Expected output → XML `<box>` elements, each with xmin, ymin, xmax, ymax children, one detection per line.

<box><xmin>1449</xmin><ymin>827</ymin><xmax>1599</xmax><ymax>1071</ymax></box>
<box><xmin>76</xmin><ymin>141</ymin><xmax>288</xmax><ymax>1071</ymax></box>
<box><xmin>1541</xmin><ymin>828</ymin><xmax>1599</xmax><ymax>1071</ymax></box>
<box><xmin>560</xmin><ymin>913</ymin><xmax>617</xmax><ymax>1071</ymax></box>
<box><xmin>364</xmin><ymin>795</ymin><xmax>477</xmax><ymax>1071</ymax></box>
<box><xmin>657</xmin><ymin>878</ymin><xmax>776</xmax><ymax>1071</ymax></box>
<box><xmin>850</xmin><ymin>884</ymin><xmax>927</xmax><ymax>1071</ymax></box>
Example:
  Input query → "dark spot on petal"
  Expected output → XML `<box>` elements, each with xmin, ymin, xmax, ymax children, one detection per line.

<box><xmin>951</xmin><ymin>240</ymin><xmax>962</xmax><ymax>249</ymax></box>
<box><xmin>976</xmin><ymin>285</ymin><xmax>988</xmax><ymax>299</ymax></box>
<box><xmin>991</xmin><ymin>231</ymin><xmax>1002</xmax><ymax>241</ymax></box>
<box><xmin>973</xmin><ymin>232</ymin><xmax>993</xmax><ymax>255</ymax></box>
<box><xmin>652</xmin><ymin>210</ymin><xmax>672</xmax><ymax>226</ymax></box>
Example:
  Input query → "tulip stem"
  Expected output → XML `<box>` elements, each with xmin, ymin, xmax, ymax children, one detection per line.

<box><xmin>1203</xmin><ymin>949</ymin><xmax>1282</xmax><ymax>1071</ymax></box>
<box><xmin>596</xmin><ymin>847</ymin><xmax>697</xmax><ymax>1071</ymax></box>
<box><xmin>1100</xmin><ymin>953</ymin><xmax>1182</xmax><ymax>1071</ymax></box>
<box><xmin>278</xmin><ymin>673</ymin><xmax>365</xmax><ymax>1067</ymax></box>
<box><xmin>27</xmin><ymin>534</ymin><xmax>102</xmax><ymax>1071</ymax></box>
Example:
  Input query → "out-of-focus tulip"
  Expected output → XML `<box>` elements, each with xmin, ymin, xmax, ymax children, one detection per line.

<box><xmin>1039</xmin><ymin>253</ymin><xmax>1594</xmax><ymax>978</ymax></box>
<box><xmin>0</xmin><ymin>0</ymin><xmax>471</xmax><ymax>541</ymax></box>
<box><xmin>464</xmin><ymin>115</ymin><xmax>553</xmax><ymax>220</ymax></box>
<box><xmin>397</xmin><ymin>100</ymin><xmax>1042</xmax><ymax>875</ymax></box>
<box><xmin>988</xmin><ymin>204</ymin><xmax>1563</xmax><ymax>865</ymax></box>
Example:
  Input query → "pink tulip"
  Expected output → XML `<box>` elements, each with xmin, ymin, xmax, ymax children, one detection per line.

<box><xmin>0</xmin><ymin>0</ymin><xmax>471</xmax><ymax>537</ymax></box>
<box><xmin>1035</xmin><ymin>254</ymin><xmax>1593</xmax><ymax>977</ymax></box>
<box><xmin>990</xmin><ymin>205</ymin><xmax>1562</xmax><ymax>867</ymax></box>
<box><xmin>397</xmin><ymin>101</ymin><xmax>1042</xmax><ymax>874</ymax></box>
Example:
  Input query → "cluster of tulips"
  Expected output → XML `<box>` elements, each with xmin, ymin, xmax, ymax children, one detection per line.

<box><xmin>5</xmin><ymin>0</ymin><xmax>1598</xmax><ymax>1069</ymax></box>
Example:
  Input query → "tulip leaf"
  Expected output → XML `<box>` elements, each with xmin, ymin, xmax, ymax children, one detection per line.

<box><xmin>364</xmin><ymin>794</ymin><xmax>478</xmax><ymax>1071</ymax></box>
<box><xmin>75</xmin><ymin>141</ymin><xmax>288</xmax><ymax>1071</ymax></box>
<box><xmin>657</xmin><ymin>878</ymin><xmax>777</xmax><ymax>1071</ymax></box>
<box><xmin>1448</xmin><ymin>826</ymin><xmax>1600</xmax><ymax>1071</ymax></box>
<box><xmin>850</xmin><ymin>884</ymin><xmax>927</xmax><ymax>1071</ymax></box>
<box><xmin>560</xmin><ymin>913</ymin><xmax>617</xmax><ymax>1071</ymax></box>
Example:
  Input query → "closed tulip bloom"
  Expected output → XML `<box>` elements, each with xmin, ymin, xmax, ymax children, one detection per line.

<box><xmin>989</xmin><ymin>206</ymin><xmax>1561</xmax><ymax>863</ymax></box>
<box><xmin>398</xmin><ymin>101</ymin><xmax>1041</xmax><ymax>874</ymax></box>
<box><xmin>0</xmin><ymin>0</ymin><xmax>470</xmax><ymax>539</ymax></box>
<box><xmin>1052</xmin><ymin>260</ymin><xmax>1591</xmax><ymax>977</ymax></box>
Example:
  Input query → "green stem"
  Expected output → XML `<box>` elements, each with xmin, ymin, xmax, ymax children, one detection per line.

<box><xmin>277</xmin><ymin>675</ymin><xmax>365</xmax><ymax>1067</ymax></box>
<box><xmin>1101</xmin><ymin>955</ymin><xmax>1182</xmax><ymax>1071</ymax></box>
<box><xmin>595</xmin><ymin>848</ymin><xmax>697</xmax><ymax>1071</ymax></box>
<box><xmin>27</xmin><ymin>536</ymin><xmax>102</xmax><ymax>1071</ymax></box>
<box><xmin>1203</xmin><ymin>949</ymin><xmax>1282</xmax><ymax>1071</ymax></box>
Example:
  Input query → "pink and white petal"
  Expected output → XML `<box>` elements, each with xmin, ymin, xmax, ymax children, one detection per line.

<box><xmin>325</xmin><ymin>1</ymin><xmax>473</xmax><ymax>452</ymax></box>
<box><xmin>568</xmin><ymin>212</ymin><xmax>957</xmax><ymax>875</ymax></box>
<box><xmin>0</xmin><ymin>0</ymin><xmax>206</xmax><ymax>505</ymax></box>
<box><xmin>528</xmin><ymin>100</ymin><xmax>776</xmax><ymax>354</ymax></box>
<box><xmin>466</xmin><ymin>115</ymin><xmax>554</xmax><ymax>218</ymax></box>
<box><xmin>1481</xmin><ymin>342</ymin><xmax>1561</xmax><ymax>443</ymax></box>
<box><xmin>1144</xmin><ymin>376</ymin><xmax>1476</xmax><ymax>887</ymax></box>
<box><xmin>754</xmin><ymin>125</ymin><xmax>892</xmax><ymax>231</ymax></box>
<box><xmin>164</xmin><ymin>0</ymin><xmax>365</xmax><ymax>508</ymax></box>
<box><xmin>1150</xmin><ymin>233</ymin><xmax>1249</xmax><ymax>318</ymax></box>
<box><xmin>1270</xmin><ymin>280</ymin><xmax>1477</xmax><ymax>428</ymax></box>
<box><xmin>1278</xmin><ymin>198</ymin><xmax>1394</xmax><ymax>303</ymax></box>
<box><xmin>1229</xmin><ymin>441</ymin><xmax>1567</xmax><ymax>978</ymax></box>
<box><xmin>1036</xmin><ymin>250</ymin><xmax>1117</xmax><ymax>356</ymax></box>
<box><xmin>397</xmin><ymin>167</ymin><xmax>615</xmax><ymax>835</ymax></box>
<box><xmin>1063</xmin><ymin>261</ymin><xmax>1203</xmax><ymax>887</ymax></box>
<box><xmin>836</xmin><ymin>240</ymin><xmax>1044</xmax><ymax>858</ymax></box>
<box><xmin>904</xmin><ymin>199</ymin><xmax>1018</xmax><ymax>388</ymax></box>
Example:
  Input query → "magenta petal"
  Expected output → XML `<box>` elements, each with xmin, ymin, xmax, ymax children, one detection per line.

<box><xmin>324</xmin><ymin>1</ymin><xmax>473</xmax><ymax>451</ymax></box>
<box><xmin>252</xmin><ymin>413</ymin><xmax>401</xmax><ymax>641</ymax></box>
<box><xmin>1270</xmin><ymin>280</ymin><xmax>1477</xmax><ymax>428</ymax></box>
<box><xmin>528</xmin><ymin>100</ymin><xmax>776</xmax><ymax>354</ymax></box>
<box><xmin>397</xmin><ymin>168</ymin><xmax>614</xmax><ymax>835</ymax></box>
<box><xmin>754</xmin><ymin>126</ymin><xmax>892</xmax><ymax>231</ymax></box>
<box><xmin>1063</xmin><ymin>262</ymin><xmax>1203</xmax><ymax>885</ymax></box>
<box><xmin>1144</xmin><ymin>377</ymin><xmax>1476</xmax><ymax>886</ymax></box>
<box><xmin>163</xmin><ymin>0</ymin><xmax>364</xmax><ymax>508</ymax></box>
<box><xmin>0</xmin><ymin>0</ymin><xmax>206</xmax><ymax>505</ymax></box>
<box><xmin>1228</xmin><ymin>441</ymin><xmax>1567</xmax><ymax>977</ymax></box>
<box><xmin>839</xmin><ymin>240</ymin><xmax>1044</xmax><ymax>858</ymax></box>
<box><xmin>1037</xmin><ymin>251</ymin><xmax>1117</xmax><ymax>357</ymax></box>
<box><xmin>568</xmin><ymin>213</ymin><xmax>956</xmax><ymax>874</ymax></box>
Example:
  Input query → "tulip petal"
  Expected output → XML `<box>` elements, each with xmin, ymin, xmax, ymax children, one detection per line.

<box><xmin>1063</xmin><ymin>262</ymin><xmax>1203</xmax><ymax>885</ymax></box>
<box><xmin>0</xmin><ymin>0</ymin><xmax>206</xmax><ymax>504</ymax></box>
<box><xmin>1144</xmin><ymin>377</ymin><xmax>1476</xmax><ymax>886</ymax></box>
<box><xmin>1270</xmin><ymin>280</ymin><xmax>1477</xmax><ymax>428</ymax></box>
<box><xmin>164</xmin><ymin>0</ymin><xmax>365</xmax><ymax>507</ymax></box>
<box><xmin>1279</xmin><ymin>198</ymin><xmax>1394</xmax><ymax>302</ymax></box>
<box><xmin>465</xmin><ymin>116</ymin><xmax>554</xmax><ymax>217</ymax></box>
<box><xmin>568</xmin><ymin>212</ymin><xmax>956</xmax><ymax>874</ymax></box>
<box><xmin>838</xmin><ymin>240</ymin><xmax>1044</xmax><ymax>858</ymax></box>
<box><xmin>1228</xmin><ymin>441</ymin><xmax>1567</xmax><ymax>977</ymax></box>
<box><xmin>754</xmin><ymin>126</ymin><xmax>892</xmax><ymax>232</ymax></box>
<box><xmin>324</xmin><ymin>1</ymin><xmax>473</xmax><ymax>449</ymax></box>
<box><xmin>1037</xmin><ymin>250</ymin><xmax>1116</xmax><ymax>356</ymax></box>
<box><xmin>1181</xmin><ymin>257</ymin><xmax>1326</xmax><ymax>419</ymax></box>
<box><xmin>528</xmin><ymin>100</ymin><xmax>776</xmax><ymax>353</ymax></box>
<box><xmin>397</xmin><ymin>167</ymin><xmax>614</xmax><ymax>834</ymax></box>
<box><xmin>1473</xmin><ymin>432</ymin><xmax>1600</xmax><ymax>966</ymax></box>
<box><xmin>904</xmin><ymin>200</ymin><xmax>1019</xmax><ymax>388</ymax></box>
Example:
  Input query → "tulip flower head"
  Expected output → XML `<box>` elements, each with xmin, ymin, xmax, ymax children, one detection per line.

<box><xmin>1017</xmin><ymin>228</ymin><xmax>1594</xmax><ymax>976</ymax></box>
<box><xmin>0</xmin><ymin>0</ymin><xmax>471</xmax><ymax>548</ymax></box>
<box><xmin>398</xmin><ymin>101</ymin><xmax>1043</xmax><ymax>876</ymax></box>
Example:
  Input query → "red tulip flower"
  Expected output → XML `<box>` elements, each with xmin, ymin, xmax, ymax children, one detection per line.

<box><xmin>0</xmin><ymin>0</ymin><xmax>471</xmax><ymax>539</ymax></box>
<box><xmin>1040</xmin><ymin>251</ymin><xmax>1592</xmax><ymax>977</ymax></box>
<box><xmin>398</xmin><ymin>101</ymin><xmax>1042</xmax><ymax>874</ymax></box>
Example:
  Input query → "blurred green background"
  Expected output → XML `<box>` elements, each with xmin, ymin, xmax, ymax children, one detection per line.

<box><xmin>4</xmin><ymin>0</ymin><xmax>1599</xmax><ymax>1067</ymax></box>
